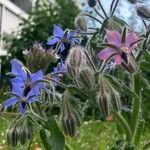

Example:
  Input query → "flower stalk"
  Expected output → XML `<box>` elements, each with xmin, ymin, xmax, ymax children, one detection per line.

<box><xmin>130</xmin><ymin>74</ymin><xmax>142</xmax><ymax>143</ymax></box>
<box><xmin>112</xmin><ymin>111</ymin><xmax>132</xmax><ymax>142</ymax></box>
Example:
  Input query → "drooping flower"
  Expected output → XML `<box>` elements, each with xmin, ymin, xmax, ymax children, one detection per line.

<box><xmin>53</xmin><ymin>59</ymin><xmax>66</xmax><ymax>82</ymax></box>
<box><xmin>3</xmin><ymin>83</ymin><xmax>36</xmax><ymax>114</ymax></box>
<box><xmin>10</xmin><ymin>59</ymin><xmax>45</xmax><ymax>97</ymax></box>
<box><xmin>97</xmin><ymin>29</ymin><xmax>139</xmax><ymax>64</ymax></box>
<box><xmin>47</xmin><ymin>25</ymin><xmax>79</xmax><ymax>52</ymax></box>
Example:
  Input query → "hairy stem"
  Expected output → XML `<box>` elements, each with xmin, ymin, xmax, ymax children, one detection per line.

<box><xmin>130</xmin><ymin>74</ymin><xmax>142</xmax><ymax>141</ymax></box>
<box><xmin>112</xmin><ymin>111</ymin><xmax>132</xmax><ymax>142</ymax></box>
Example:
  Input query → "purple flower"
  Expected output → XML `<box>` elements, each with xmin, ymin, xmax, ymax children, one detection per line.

<box><xmin>97</xmin><ymin>30</ymin><xmax>138</xmax><ymax>64</ymax></box>
<box><xmin>11</xmin><ymin>59</ymin><xmax>45</xmax><ymax>97</ymax></box>
<box><xmin>47</xmin><ymin>25</ymin><xmax>79</xmax><ymax>52</ymax></box>
<box><xmin>3</xmin><ymin>83</ymin><xmax>36</xmax><ymax>114</ymax></box>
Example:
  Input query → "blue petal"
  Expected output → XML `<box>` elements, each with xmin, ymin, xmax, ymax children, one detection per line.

<box><xmin>19</xmin><ymin>102</ymin><xmax>26</xmax><ymax>114</ymax></box>
<box><xmin>3</xmin><ymin>97</ymin><xmax>18</xmax><ymax>107</ymax></box>
<box><xmin>11</xmin><ymin>59</ymin><xmax>27</xmax><ymax>80</ymax></box>
<box><xmin>47</xmin><ymin>38</ymin><xmax>59</xmax><ymax>45</ymax></box>
<box><xmin>60</xmin><ymin>43</ymin><xmax>65</xmax><ymax>52</ymax></box>
<box><xmin>30</xmin><ymin>70</ymin><xmax>44</xmax><ymax>82</ymax></box>
<box><xmin>28</xmin><ymin>96</ymin><xmax>37</xmax><ymax>103</ymax></box>
<box><xmin>31</xmin><ymin>86</ymin><xmax>39</xmax><ymax>97</ymax></box>
<box><xmin>12</xmin><ymin>84</ymin><xmax>24</xmax><ymax>97</ymax></box>
<box><xmin>10</xmin><ymin>76</ymin><xmax>25</xmax><ymax>88</ymax></box>
<box><xmin>27</xmin><ymin>90</ymin><xmax>35</xmax><ymax>98</ymax></box>
<box><xmin>71</xmin><ymin>38</ymin><xmax>80</xmax><ymax>43</ymax></box>
<box><xmin>53</xmin><ymin>25</ymin><xmax>64</xmax><ymax>38</ymax></box>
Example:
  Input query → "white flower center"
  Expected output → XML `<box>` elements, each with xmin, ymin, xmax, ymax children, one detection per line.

<box><xmin>120</xmin><ymin>46</ymin><xmax>129</xmax><ymax>52</ymax></box>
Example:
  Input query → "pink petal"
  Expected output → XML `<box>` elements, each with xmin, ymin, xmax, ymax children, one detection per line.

<box><xmin>126</xmin><ymin>31</ymin><xmax>138</xmax><ymax>52</ymax></box>
<box><xmin>97</xmin><ymin>48</ymin><xmax>114</xmax><ymax>60</ymax></box>
<box><xmin>114</xmin><ymin>54</ymin><xmax>123</xmax><ymax>65</ymax></box>
<box><xmin>106</xmin><ymin>30</ymin><xmax>122</xmax><ymax>47</ymax></box>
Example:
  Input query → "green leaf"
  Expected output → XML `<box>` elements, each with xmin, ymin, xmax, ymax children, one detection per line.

<box><xmin>140</xmin><ymin>62</ymin><xmax>150</xmax><ymax>71</ymax></box>
<box><xmin>144</xmin><ymin>51</ymin><xmax>150</xmax><ymax>63</ymax></box>
<box><xmin>40</xmin><ymin>129</ymin><xmax>52</xmax><ymax>150</ymax></box>
<box><xmin>42</xmin><ymin>117</ymin><xmax>65</xmax><ymax>150</ymax></box>
<box><xmin>67</xmin><ymin>86</ymin><xmax>89</xmax><ymax>99</ymax></box>
<box><xmin>105</xmin><ymin>74</ymin><xmax>138</xmax><ymax>97</ymax></box>
<box><xmin>143</xmin><ymin>143</ymin><xmax>150</xmax><ymax>150</ymax></box>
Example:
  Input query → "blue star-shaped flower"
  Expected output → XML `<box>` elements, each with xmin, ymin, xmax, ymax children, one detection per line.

<box><xmin>3</xmin><ymin>83</ymin><xmax>36</xmax><ymax>114</ymax></box>
<box><xmin>47</xmin><ymin>25</ymin><xmax>79</xmax><ymax>52</ymax></box>
<box><xmin>10</xmin><ymin>59</ymin><xmax>45</xmax><ymax>97</ymax></box>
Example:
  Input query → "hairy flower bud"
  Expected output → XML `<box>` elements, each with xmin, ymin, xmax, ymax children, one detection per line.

<box><xmin>136</xmin><ymin>5</ymin><xmax>150</xmax><ymax>20</ymax></box>
<box><xmin>99</xmin><ymin>94</ymin><xmax>111</xmax><ymax>118</ymax></box>
<box><xmin>78</xmin><ymin>67</ymin><xmax>95</xmax><ymax>89</ymax></box>
<box><xmin>75</xmin><ymin>14</ymin><xmax>87</xmax><ymax>31</ymax></box>
<box><xmin>67</xmin><ymin>46</ymin><xmax>86</xmax><ymax>67</ymax></box>
<box><xmin>66</xmin><ymin>63</ymin><xmax>80</xmax><ymax>79</ymax></box>
<box><xmin>127</xmin><ymin>0</ymin><xmax>137</xmax><ymax>4</ymax></box>
<box><xmin>98</xmin><ymin>74</ymin><xmax>121</xmax><ymax>118</ymax></box>
<box><xmin>7</xmin><ymin>127</ymin><xmax>18</xmax><ymax>147</ymax></box>
<box><xmin>23</xmin><ymin>43</ymin><xmax>56</xmax><ymax>72</ymax></box>
<box><xmin>87</xmin><ymin>0</ymin><xmax>97</xmax><ymax>7</ymax></box>
<box><xmin>18</xmin><ymin>126</ymin><xmax>27</xmax><ymax>145</ymax></box>
<box><xmin>61</xmin><ymin>114</ymin><xmax>76</xmax><ymax>137</ymax></box>
<box><xmin>61</xmin><ymin>91</ymin><xmax>80</xmax><ymax>137</ymax></box>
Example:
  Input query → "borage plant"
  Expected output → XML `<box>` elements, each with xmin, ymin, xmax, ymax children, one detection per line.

<box><xmin>0</xmin><ymin>0</ymin><xmax>150</xmax><ymax>149</ymax></box>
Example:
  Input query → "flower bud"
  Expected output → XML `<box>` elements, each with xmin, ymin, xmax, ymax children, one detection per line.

<box><xmin>24</xmin><ymin>43</ymin><xmax>56</xmax><ymax>72</ymax></box>
<box><xmin>98</xmin><ymin>93</ymin><xmax>111</xmax><ymax>118</ymax></box>
<box><xmin>75</xmin><ymin>14</ymin><xmax>87</xmax><ymax>31</ymax></box>
<box><xmin>61</xmin><ymin>92</ymin><xmax>76</xmax><ymax>137</ymax></box>
<box><xmin>87</xmin><ymin>0</ymin><xmax>97</xmax><ymax>7</ymax></box>
<box><xmin>127</xmin><ymin>0</ymin><xmax>137</xmax><ymax>4</ymax></box>
<box><xmin>136</xmin><ymin>5</ymin><xmax>150</xmax><ymax>20</ymax></box>
<box><xmin>7</xmin><ymin>127</ymin><xmax>18</xmax><ymax>147</ymax></box>
<box><xmin>67</xmin><ymin>46</ymin><xmax>86</xmax><ymax>67</ymax></box>
<box><xmin>61</xmin><ymin>114</ymin><xmax>76</xmax><ymax>137</ymax></box>
<box><xmin>18</xmin><ymin>126</ymin><xmax>27</xmax><ymax>145</ymax></box>
<box><xmin>66</xmin><ymin>63</ymin><xmax>80</xmax><ymax>79</ymax></box>
<box><xmin>78</xmin><ymin>67</ymin><xmax>95</xmax><ymax>89</ymax></box>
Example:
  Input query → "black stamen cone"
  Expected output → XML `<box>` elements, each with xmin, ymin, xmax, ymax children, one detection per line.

<box><xmin>121</xmin><ymin>52</ymin><xmax>128</xmax><ymax>64</ymax></box>
<box><xmin>23</xmin><ymin>86</ymin><xmax>31</xmax><ymax>97</ymax></box>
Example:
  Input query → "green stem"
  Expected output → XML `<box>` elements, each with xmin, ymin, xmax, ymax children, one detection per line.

<box><xmin>112</xmin><ymin>111</ymin><xmax>132</xmax><ymax>142</ymax></box>
<box><xmin>84</xmin><ymin>49</ymin><xmax>97</xmax><ymax>72</ymax></box>
<box><xmin>130</xmin><ymin>74</ymin><xmax>142</xmax><ymax>141</ymax></box>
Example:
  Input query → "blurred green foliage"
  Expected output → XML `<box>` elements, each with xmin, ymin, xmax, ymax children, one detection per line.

<box><xmin>2</xmin><ymin>0</ymin><xmax>80</xmax><ymax>75</ymax></box>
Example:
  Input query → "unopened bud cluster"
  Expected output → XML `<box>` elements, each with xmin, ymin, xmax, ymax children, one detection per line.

<box><xmin>23</xmin><ymin>43</ymin><xmax>56</xmax><ymax>72</ymax></box>
<box><xmin>7</xmin><ymin>120</ymin><xmax>33</xmax><ymax>147</ymax></box>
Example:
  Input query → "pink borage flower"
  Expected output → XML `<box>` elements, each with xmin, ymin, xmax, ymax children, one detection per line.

<box><xmin>97</xmin><ymin>29</ymin><xmax>139</xmax><ymax>64</ymax></box>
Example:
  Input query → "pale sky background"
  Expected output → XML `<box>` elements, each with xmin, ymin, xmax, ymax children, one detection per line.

<box><xmin>81</xmin><ymin>0</ymin><xmax>150</xmax><ymax>32</ymax></box>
